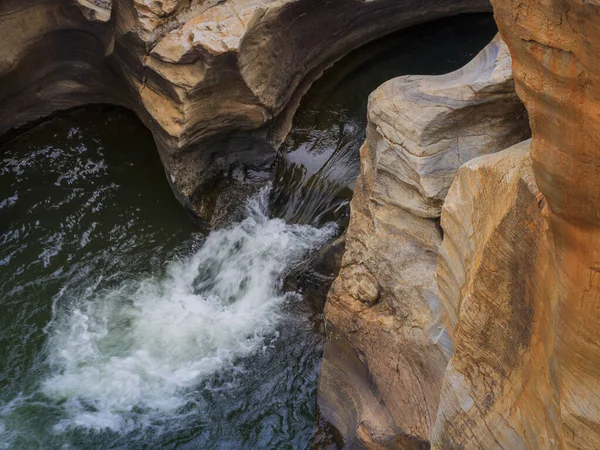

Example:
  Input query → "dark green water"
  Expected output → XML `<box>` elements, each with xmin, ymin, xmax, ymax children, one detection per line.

<box><xmin>272</xmin><ymin>13</ymin><xmax>497</xmax><ymax>228</ymax></box>
<box><xmin>0</xmin><ymin>14</ymin><xmax>496</xmax><ymax>449</ymax></box>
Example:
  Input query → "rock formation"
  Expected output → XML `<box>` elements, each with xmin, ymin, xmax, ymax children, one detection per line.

<box><xmin>367</xmin><ymin>34</ymin><xmax>529</xmax><ymax>218</ymax></box>
<box><xmin>8</xmin><ymin>0</ymin><xmax>600</xmax><ymax>447</ymax></box>
<box><xmin>429</xmin><ymin>1</ymin><xmax>600</xmax><ymax>448</ymax></box>
<box><xmin>321</xmin><ymin>0</ymin><xmax>600</xmax><ymax>447</ymax></box>
<box><xmin>0</xmin><ymin>0</ymin><xmax>492</xmax><ymax>223</ymax></box>
<box><xmin>318</xmin><ymin>35</ymin><xmax>530</xmax><ymax>447</ymax></box>
<box><xmin>492</xmin><ymin>2</ymin><xmax>600</xmax><ymax>445</ymax></box>
<box><xmin>431</xmin><ymin>140</ymin><xmax>561</xmax><ymax>449</ymax></box>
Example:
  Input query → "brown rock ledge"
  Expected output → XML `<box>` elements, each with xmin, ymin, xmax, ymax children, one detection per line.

<box><xmin>0</xmin><ymin>0</ymin><xmax>492</xmax><ymax>223</ymax></box>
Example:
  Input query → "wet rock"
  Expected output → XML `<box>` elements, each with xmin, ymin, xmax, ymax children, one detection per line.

<box><xmin>187</xmin><ymin>133</ymin><xmax>276</xmax><ymax>228</ymax></box>
<box><xmin>284</xmin><ymin>234</ymin><xmax>346</xmax><ymax>312</ymax></box>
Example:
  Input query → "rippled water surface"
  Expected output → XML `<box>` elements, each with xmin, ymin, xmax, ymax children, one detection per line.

<box><xmin>0</xmin><ymin>110</ymin><xmax>335</xmax><ymax>448</ymax></box>
<box><xmin>0</xmin><ymin>14</ymin><xmax>496</xmax><ymax>449</ymax></box>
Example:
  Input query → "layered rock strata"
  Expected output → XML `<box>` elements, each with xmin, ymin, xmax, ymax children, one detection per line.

<box><xmin>325</xmin><ymin>1</ymin><xmax>600</xmax><ymax>447</ymax></box>
<box><xmin>368</xmin><ymin>34</ymin><xmax>530</xmax><ymax>218</ymax></box>
<box><xmin>0</xmin><ymin>0</ymin><xmax>492</xmax><ymax>223</ymax></box>
<box><xmin>318</xmin><ymin>35</ymin><xmax>530</xmax><ymax>447</ymax></box>
<box><xmin>493</xmin><ymin>3</ymin><xmax>600</xmax><ymax>445</ymax></box>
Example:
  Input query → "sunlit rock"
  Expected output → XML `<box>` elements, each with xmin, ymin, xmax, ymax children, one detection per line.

<box><xmin>430</xmin><ymin>0</ymin><xmax>600</xmax><ymax>447</ymax></box>
<box><xmin>77</xmin><ymin>0</ymin><xmax>113</xmax><ymax>22</ymax></box>
<box><xmin>431</xmin><ymin>140</ymin><xmax>562</xmax><ymax>449</ymax></box>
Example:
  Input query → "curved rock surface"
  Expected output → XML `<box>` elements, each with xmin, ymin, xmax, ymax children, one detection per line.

<box><xmin>0</xmin><ymin>0</ymin><xmax>492</xmax><ymax>223</ymax></box>
<box><xmin>318</xmin><ymin>34</ymin><xmax>530</xmax><ymax>447</ymax></box>
<box><xmin>368</xmin><ymin>34</ymin><xmax>530</xmax><ymax>218</ymax></box>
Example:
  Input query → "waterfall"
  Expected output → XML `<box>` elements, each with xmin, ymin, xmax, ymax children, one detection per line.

<box><xmin>38</xmin><ymin>185</ymin><xmax>336</xmax><ymax>432</ymax></box>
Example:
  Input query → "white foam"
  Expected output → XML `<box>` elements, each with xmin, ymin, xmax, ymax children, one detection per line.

<box><xmin>41</xmin><ymin>186</ymin><xmax>336</xmax><ymax>432</ymax></box>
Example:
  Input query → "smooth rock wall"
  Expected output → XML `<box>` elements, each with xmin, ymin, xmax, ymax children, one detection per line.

<box><xmin>400</xmin><ymin>2</ymin><xmax>600</xmax><ymax>446</ymax></box>
<box><xmin>322</xmin><ymin>1</ymin><xmax>600</xmax><ymax>448</ymax></box>
<box><xmin>432</xmin><ymin>141</ymin><xmax>561</xmax><ymax>449</ymax></box>
<box><xmin>368</xmin><ymin>34</ymin><xmax>529</xmax><ymax>219</ymax></box>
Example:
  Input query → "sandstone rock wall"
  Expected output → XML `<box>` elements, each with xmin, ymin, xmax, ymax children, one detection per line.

<box><xmin>492</xmin><ymin>4</ymin><xmax>600</xmax><ymax>445</ymax></box>
<box><xmin>0</xmin><ymin>0</ymin><xmax>492</xmax><ymax>223</ymax></box>
<box><xmin>338</xmin><ymin>1</ymin><xmax>600</xmax><ymax>447</ymax></box>
<box><xmin>318</xmin><ymin>35</ymin><xmax>530</xmax><ymax>448</ymax></box>
<box><xmin>429</xmin><ymin>1</ymin><xmax>600</xmax><ymax>448</ymax></box>
<box><xmin>368</xmin><ymin>34</ymin><xmax>529</xmax><ymax>219</ymax></box>
<box><xmin>431</xmin><ymin>141</ymin><xmax>563</xmax><ymax>449</ymax></box>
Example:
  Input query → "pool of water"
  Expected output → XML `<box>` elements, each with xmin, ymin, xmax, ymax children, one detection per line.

<box><xmin>0</xmin><ymin>14</ymin><xmax>496</xmax><ymax>449</ymax></box>
<box><xmin>272</xmin><ymin>13</ymin><xmax>497</xmax><ymax>229</ymax></box>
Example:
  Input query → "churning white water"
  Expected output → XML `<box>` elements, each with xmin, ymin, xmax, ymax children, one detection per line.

<box><xmin>40</xmin><ymin>186</ymin><xmax>336</xmax><ymax>432</ymax></box>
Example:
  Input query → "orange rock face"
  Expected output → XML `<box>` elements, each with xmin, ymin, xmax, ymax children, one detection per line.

<box><xmin>322</xmin><ymin>1</ymin><xmax>600</xmax><ymax>445</ymax></box>
<box><xmin>432</xmin><ymin>141</ymin><xmax>563</xmax><ymax>448</ymax></box>
<box><xmin>318</xmin><ymin>35</ymin><xmax>531</xmax><ymax>448</ymax></box>
<box><xmin>491</xmin><ymin>1</ymin><xmax>600</xmax><ymax>448</ymax></box>
<box><xmin>430</xmin><ymin>1</ymin><xmax>600</xmax><ymax>448</ymax></box>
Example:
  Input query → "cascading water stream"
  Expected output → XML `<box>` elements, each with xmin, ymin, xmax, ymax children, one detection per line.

<box><xmin>0</xmin><ymin>14</ymin><xmax>497</xmax><ymax>448</ymax></box>
<box><xmin>0</xmin><ymin>182</ymin><xmax>335</xmax><ymax>445</ymax></box>
<box><xmin>0</xmin><ymin>108</ymin><xmax>338</xmax><ymax>448</ymax></box>
<box><xmin>40</xmin><ymin>186</ymin><xmax>335</xmax><ymax>433</ymax></box>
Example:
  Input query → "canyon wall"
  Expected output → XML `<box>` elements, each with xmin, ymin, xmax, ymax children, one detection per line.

<box><xmin>321</xmin><ymin>1</ymin><xmax>600</xmax><ymax>448</ymax></box>
<box><xmin>431</xmin><ymin>141</ymin><xmax>560</xmax><ymax>449</ymax></box>
<box><xmin>0</xmin><ymin>0</ymin><xmax>492</xmax><ymax>224</ymax></box>
<box><xmin>318</xmin><ymin>35</ymin><xmax>530</xmax><ymax>448</ymax></box>
<box><xmin>492</xmin><ymin>2</ymin><xmax>600</xmax><ymax>444</ymax></box>
<box><xmin>431</xmin><ymin>1</ymin><xmax>600</xmax><ymax>448</ymax></box>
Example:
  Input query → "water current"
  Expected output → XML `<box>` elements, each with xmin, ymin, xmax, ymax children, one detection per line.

<box><xmin>0</xmin><ymin>14</ymin><xmax>496</xmax><ymax>449</ymax></box>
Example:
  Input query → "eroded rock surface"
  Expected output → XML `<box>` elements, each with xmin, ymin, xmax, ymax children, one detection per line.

<box><xmin>318</xmin><ymin>35</ymin><xmax>530</xmax><ymax>447</ymax></box>
<box><xmin>431</xmin><ymin>141</ymin><xmax>562</xmax><ymax>449</ymax></box>
<box><xmin>319</xmin><ymin>138</ymin><xmax>447</xmax><ymax>446</ymax></box>
<box><xmin>368</xmin><ymin>34</ymin><xmax>530</xmax><ymax>218</ymax></box>
<box><xmin>0</xmin><ymin>0</ymin><xmax>492</xmax><ymax>223</ymax></box>
<box><xmin>429</xmin><ymin>1</ymin><xmax>600</xmax><ymax>447</ymax></box>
